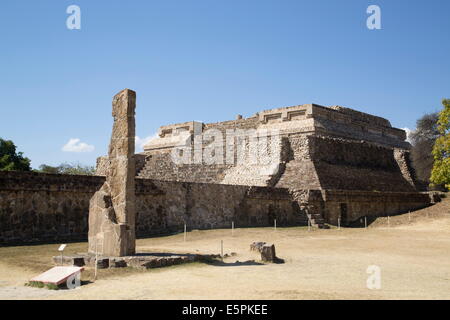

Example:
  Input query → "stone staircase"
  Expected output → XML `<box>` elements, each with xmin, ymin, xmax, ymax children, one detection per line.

<box><xmin>137</xmin><ymin>153</ymin><xmax>231</xmax><ymax>184</ymax></box>
<box><xmin>274</xmin><ymin>161</ymin><xmax>300</xmax><ymax>188</ymax></box>
<box><xmin>292</xmin><ymin>200</ymin><xmax>329</xmax><ymax>229</ymax></box>
<box><xmin>274</xmin><ymin>160</ymin><xmax>320</xmax><ymax>190</ymax></box>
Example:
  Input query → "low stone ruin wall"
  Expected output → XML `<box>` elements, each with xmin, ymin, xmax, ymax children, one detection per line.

<box><xmin>136</xmin><ymin>180</ymin><xmax>305</xmax><ymax>236</ymax></box>
<box><xmin>321</xmin><ymin>190</ymin><xmax>431</xmax><ymax>225</ymax></box>
<box><xmin>0</xmin><ymin>172</ymin><xmax>102</xmax><ymax>244</ymax></box>
<box><xmin>0</xmin><ymin>171</ymin><xmax>304</xmax><ymax>245</ymax></box>
<box><xmin>0</xmin><ymin>171</ymin><xmax>433</xmax><ymax>245</ymax></box>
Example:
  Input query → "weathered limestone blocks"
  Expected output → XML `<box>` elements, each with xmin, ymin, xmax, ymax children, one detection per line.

<box><xmin>53</xmin><ymin>256</ymin><xmax>86</xmax><ymax>267</ymax></box>
<box><xmin>138</xmin><ymin>103</ymin><xmax>412</xmax><ymax>187</ymax></box>
<box><xmin>88</xmin><ymin>89</ymin><xmax>136</xmax><ymax>257</ymax></box>
<box><xmin>261</xmin><ymin>244</ymin><xmax>276</xmax><ymax>262</ymax></box>
<box><xmin>250</xmin><ymin>241</ymin><xmax>280</xmax><ymax>263</ymax></box>
<box><xmin>52</xmin><ymin>253</ymin><xmax>221</xmax><ymax>270</ymax></box>
<box><xmin>96</xmin><ymin>154</ymin><xmax>147</xmax><ymax>177</ymax></box>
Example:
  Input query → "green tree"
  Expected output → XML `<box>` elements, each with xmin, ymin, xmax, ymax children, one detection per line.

<box><xmin>430</xmin><ymin>99</ymin><xmax>450</xmax><ymax>190</ymax></box>
<box><xmin>57</xmin><ymin>162</ymin><xmax>95</xmax><ymax>175</ymax></box>
<box><xmin>38</xmin><ymin>162</ymin><xmax>95</xmax><ymax>175</ymax></box>
<box><xmin>38</xmin><ymin>164</ymin><xmax>60</xmax><ymax>174</ymax></box>
<box><xmin>0</xmin><ymin>138</ymin><xmax>31</xmax><ymax>171</ymax></box>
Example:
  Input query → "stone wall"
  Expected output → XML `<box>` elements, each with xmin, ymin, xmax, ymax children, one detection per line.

<box><xmin>320</xmin><ymin>190</ymin><xmax>431</xmax><ymax>225</ymax></box>
<box><xmin>304</xmin><ymin>135</ymin><xmax>418</xmax><ymax>192</ymax></box>
<box><xmin>96</xmin><ymin>154</ymin><xmax>146</xmax><ymax>176</ymax></box>
<box><xmin>312</xmin><ymin>105</ymin><xmax>408</xmax><ymax>148</ymax></box>
<box><xmin>137</xmin><ymin>151</ymin><xmax>232</xmax><ymax>184</ymax></box>
<box><xmin>137</xmin><ymin>113</ymin><xmax>416</xmax><ymax>192</ymax></box>
<box><xmin>144</xmin><ymin>103</ymin><xmax>410</xmax><ymax>154</ymax></box>
<box><xmin>0</xmin><ymin>171</ymin><xmax>305</xmax><ymax>245</ymax></box>
<box><xmin>135</xmin><ymin>181</ymin><xmax>304</xmax><ymax>236</ymax></box>
<box><xmin>0</xmin><ymin>171</ymin><xmax>433</xmax><ymax>244</ymax></box>
<box><xmin>136</xmin><ymin>131</ymin><xmax>418</xmax><ymax>193</ymax></box>
<box><xmin>310</xmin><ymin>135</ymin><xmax>398</xmax><ymax>169</ymax></box>
<box><xmin>138</xmin><ymin>131</ymin><xmax>290</xmax><ymax>187</ymax></box>
<box><xmin>0</xmin><ymin>171</ymin><xmax>103</xmax><ymax>244</ymax></box>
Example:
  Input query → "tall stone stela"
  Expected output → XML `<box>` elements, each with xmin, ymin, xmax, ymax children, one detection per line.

<box><xmin>88</xmin><ymin>89</ymin><xmax>136</xmax><ymax>257</ymax></box>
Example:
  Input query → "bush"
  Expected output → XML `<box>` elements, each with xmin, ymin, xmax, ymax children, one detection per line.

<box><xmin>37</xmin><ymin>162</ymin><xmax>95</xmax><ymax>175</ymax></box>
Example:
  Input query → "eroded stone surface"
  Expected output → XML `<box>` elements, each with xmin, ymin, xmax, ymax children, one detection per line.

<box><xmin>261</xmin><ymin>244</ymin><xmax>276</xmax><ymax>262</ymax></box>
<box><xmin>52</xmin><ymin>253</ymin><xmax>221</xmax><ymax>269</ymax></box>
<box><xmin>88</xmin><ymin>89</ymin><xmax>136</xmax><ymax>257</ymax></box>
<box><xmin>250</xmin><ymin>241</ymin><xmax>277</xmax><ymax>262</ymax></box>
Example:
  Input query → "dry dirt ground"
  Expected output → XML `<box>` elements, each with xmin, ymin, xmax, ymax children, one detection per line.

<box><xmin>1</xmin><ymin>196</ymin><xmax>449</xmax><ymax>300</ymax></box>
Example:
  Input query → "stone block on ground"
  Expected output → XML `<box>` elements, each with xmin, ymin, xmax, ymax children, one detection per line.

<box><xmin>110</xmin><ymin>258</ymin><xmax>127</xmax><ymax>268</ymax></box>
<box><xmin>261</xmin><ymin>244</ymin><xmax>276</xmax><ymax>262</ymax></box>
<box><xmin>141</xmin><ymin>258</ymin><xmax>160</xmax><ymax>269</ymax></box>
<box><xmin>52</xmin><ymin>256</ymin><xmax>85</xmax><ymax>267</ymax></box>
<box><xmin>250</xmin><ymin>242</ymin><xmax>283</xmax><ymax>263</ymax></box>
<box><xmin>96</xmin><ymin>258</ymin><xmax>110</xmax><ymax>269</ymax></box>
<box><xmin>53</xmin><ymin>252</ymin><xmax>219</xmax><ymax>270</ymax></box>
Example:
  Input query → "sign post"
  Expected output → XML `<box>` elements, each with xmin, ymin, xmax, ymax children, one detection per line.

<box><xmin>58</xmin><ymin>244</ymin><xmax>67</xmax><ymax>266</ymax></box>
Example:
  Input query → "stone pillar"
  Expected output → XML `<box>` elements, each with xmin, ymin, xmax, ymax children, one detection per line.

<box><xmin>88</xmin><ymin>89</ymin><xmax>136</xmax><ymax>257</ymax></box>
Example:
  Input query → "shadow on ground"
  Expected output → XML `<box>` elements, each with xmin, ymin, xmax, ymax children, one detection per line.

<box><xmin>204</xmin><ymin>260</ymin><xmax>264</xmax><ymax>267</ymax></box>
<box><xmin>134</xmin><ymin>252</ymin><xmax>198</xmax><ymax>258</ymax></box>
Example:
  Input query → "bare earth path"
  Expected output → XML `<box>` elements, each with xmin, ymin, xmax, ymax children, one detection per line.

<box><xmin>1</xmin><ymin>197</ymin><xmax>449</xmax><ymax>300</ymax></box>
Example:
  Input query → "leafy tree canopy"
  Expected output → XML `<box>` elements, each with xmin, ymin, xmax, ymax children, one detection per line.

<box><xmin>430</xmin><ymin>99</ymin><xmax>450</xmax><ymax>190</ymax></box>
<box><xmin>0</xmin><ymin>138</ymin><xmax>31</xmax><ymax>171</ymax></box>
<box><xmin>38</xmin><ymin>162</ymin><xmax>95</xmax><ymax>176</ymax></box>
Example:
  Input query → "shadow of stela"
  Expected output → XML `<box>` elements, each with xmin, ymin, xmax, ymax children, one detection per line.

<box><xmin>204</xmin><ymin>260</ymin><xmax>264</xmax><ymax>267</ymax></box>
<box><xmin>273</xmin><ymin>257</ymin><xmax>285</xmax><ymax>264</ymax></box>
<box><xmin>134</xmin><ymin>252</ymin><xmax>197</xmax><ymax>258</ymax></box>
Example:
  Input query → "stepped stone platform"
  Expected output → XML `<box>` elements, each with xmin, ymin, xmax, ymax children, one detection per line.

<box><xmin>53</xmin><ymin>252</ymin><xmax>222</xmax><ymax>270</ymax></box>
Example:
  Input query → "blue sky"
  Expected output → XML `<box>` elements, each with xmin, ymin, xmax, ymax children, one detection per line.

<box><xmin>0</xmin><ymin>0</ymin><xmax>449</xmax><ymax>169</ymax></box>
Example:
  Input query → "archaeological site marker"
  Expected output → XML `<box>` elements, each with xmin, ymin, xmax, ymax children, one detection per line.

<box><xmin>31</xmin><ymin>266</ymin><xmax>84</xmax><ymax>286</ymax></box>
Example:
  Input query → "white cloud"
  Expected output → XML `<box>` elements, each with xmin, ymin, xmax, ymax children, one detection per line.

<box><xmin>135</xmin><ymin>134</ymin><xmax>158</xmax><ymax>152</ymax></box>
<box><xmin>402</xmin><ymin>127</ymin><xmax>414</xmax><ymax>143</ymax></box>
<box><xmin>62</xmin><ymin>138</ymin><xmax>95</xmax><ymax>153</ymax></box>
